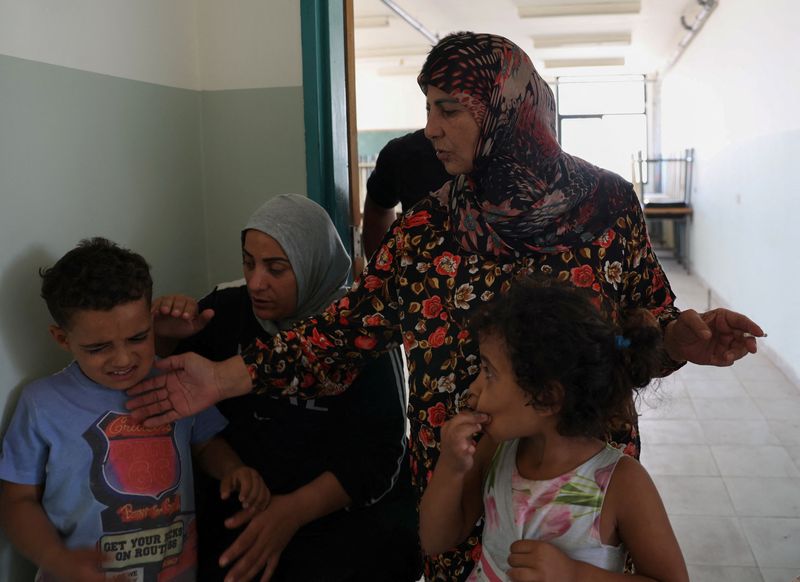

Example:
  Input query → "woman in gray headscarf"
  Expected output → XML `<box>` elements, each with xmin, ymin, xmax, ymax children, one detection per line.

<box><xmin>154</xmin><ymin>194</ymin><xmax>417</xmax><ymax>582</ymax></box>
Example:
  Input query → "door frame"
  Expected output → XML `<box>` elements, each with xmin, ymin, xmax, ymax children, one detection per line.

<box><xmin>300</xmin><ymin>0</ymin><xmax>359</xmax><ymax>256</ymax></box>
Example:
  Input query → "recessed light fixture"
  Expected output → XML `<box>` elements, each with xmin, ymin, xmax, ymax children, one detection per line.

<box><xmin>354</xmin><ymin>15</ymin><xmax>390</xmax><ymax>28</ymax></box>
<box><xmin>519</xmin><ymin>2</ymin><xmax>640</xmax><ymax>18</ymax></box>
<box><xmin>532</xmin><ymin>32</ymin><xmax>631</xmax><ymax>49</ymax></box>
<box><xmin>544</xmin><ymin>57</ymin><xmax>625</xmax><ymax>68</ymax></box>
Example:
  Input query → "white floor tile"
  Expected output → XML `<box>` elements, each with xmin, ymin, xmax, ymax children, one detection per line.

<box><xmin>741</xmin><ymin>377</ymin><xmax>800</xmax><ymax>399</ymax></box>
<box><xmin>734</xmin><ymin>365</ymin><xmax>792</xmax><ymax>382</ymax></box>
<box><xmin>639</xmin><ymin>419</ymin><xmax>705</xmax><ymax>445</ymax></box>
<box><xmin>686</xmin><ymin>565</ymin><xmax>764</xmax><ymax>582</ymax></box>
<box><xmin>741</xmin><ymin>517</ymin><xmax>800</xmax><ymax>569</ymax></box>
<box><xmin>639</xmin><ymin>395</ymin><xmax>697</xmax><ymax>420</ymax></box>
<box><xmin>693</xmin><ymin>397</ymin><xmax>765</xmax><ymax>421</ymax></box>
<box><xmin>671</xmin><ymin>515</ymin><xmax>756</xmax><ymax>566</ymax></box>
<box><xmin>760</xmin><ymin>568</ymin><xmax>800</xmax><ymax>582</ymax></box>
<box><xmin>684</xmin><ymin>378</ymin><xmax>749</xmax><ymax>399</ymax></box>
<box><xmin>702</xmin><ymin>420</ymin><xmax>780</xmax><ymax>446</ymax></box>
<box><xmin>640</xmin><ymin>262</ymin><xmax>800</xmax><ymax>574</ymax></box>
<box><xmin>724</xmin><ymin>477</ymin><xmax>800</xmax><ymax>517</ymax></box>
<box><xmin>733</xmin><ymin>351</ymin><xmax>775</xmax><ymax>370</ymax></box>
<box><xmin>787</xmin><ymin>447</ymin><xmax>800</xmax><ymax>471</ymax></box>
<box><xmin>652</xmin><ymin>475</ymin><xmax>735</xmax><ymax>516</ymax></box>
<box><xmin>769</xmin><ymin>420</ymin><xmax>800</xmax><ymax>446</ymax></box>
<box><xmin>711</xmin><ymin>445</ymin><xmax>800</xmax><ymax>478</ymax></box>
<box><xmin>756</xmin><ymin>398</ymin><xmax>800</xmax><ymax>421</ymax></box>
<box><xmin>641</xmin><ymin>444</ymin><xmax>719</xmax><ymax>476</ymax></box>
<box><xmin>677</xmin><ymin>364</ymin><xmax>739</xmax><ymax>382</ymax></box>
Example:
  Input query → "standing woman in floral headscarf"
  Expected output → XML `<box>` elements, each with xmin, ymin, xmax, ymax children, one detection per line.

<box><xmin>128</xmin><ymin>32</ymin><xmax>764</xmax><ymax>581</ymax></box>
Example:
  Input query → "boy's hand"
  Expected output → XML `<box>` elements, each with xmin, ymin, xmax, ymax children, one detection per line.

<box><xmin>152</xmin><ymin>294</ymin><xmax>214</xmax><ymax>340</ymax></box>
<box><xmin>438</xmin><ymin>411</ymin><xmax>490</xmax><ymax>475</ymax></box>
<box><xmin>220</xmin><ymin>467</ymin><xmax>271</xmax><ymax>529</ymax></box>
<box><xmin>507</xmin><ymin>540</ymin><xmax>578</xmax><ymax>582</ymax></box>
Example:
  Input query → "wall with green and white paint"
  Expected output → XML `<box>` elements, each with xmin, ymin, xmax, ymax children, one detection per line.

<box><xmin>0</xmin><ymin>1</ymin><xmax>306</xmax><ymax>577</ymax></box>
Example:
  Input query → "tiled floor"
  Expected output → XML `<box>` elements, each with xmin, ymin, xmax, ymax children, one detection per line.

<box><xmin>639</xmin><ymin>258</ymin><xmax>800</xmax><ymax>582</ymax></box>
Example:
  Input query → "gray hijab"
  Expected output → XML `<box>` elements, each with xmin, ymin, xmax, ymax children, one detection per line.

<box><xmin>243</xmin><ymin>193</ymin><xmax>351</xmax><ymax>336</ymax></box>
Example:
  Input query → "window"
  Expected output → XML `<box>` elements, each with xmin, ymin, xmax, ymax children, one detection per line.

<box><xmin>556</xmin><ymin>76</ymin><xmax>647</xmax><ymax>181</ymax></box>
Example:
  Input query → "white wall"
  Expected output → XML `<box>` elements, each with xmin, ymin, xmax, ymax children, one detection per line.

<box><xmin>0</xmin><ymin>0</ymin><xmax>201</xmax><ymax>89</ymax></box>
<box><xmin>196</xmin><ymin>0</ymin><xmax>303</xmax><ymax>90</ymax></box>
<box><xmin>355</xmin><ymin>61</ymin><xmax>427</xmax><ymax>130</ymax></box>
<box><xmin>659</xmin><ymin>0</ymin><xmax>800</xmax><ymax>380</ymax></box>
<box><xmin>0</xmin><ymin>0</ymin><xmax>306</xmax><ymax>92</ymax></box>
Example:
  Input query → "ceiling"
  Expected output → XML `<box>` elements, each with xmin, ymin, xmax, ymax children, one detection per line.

<box><xmin>353</xmin><ymin>0</ymin><xmax>705</xmax><ymax>80</ymax></box>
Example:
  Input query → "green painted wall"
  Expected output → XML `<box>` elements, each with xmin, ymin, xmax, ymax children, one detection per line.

<box><xmin>0</xmin><ymin>54</ymin><xmax>309</xmax><ymax>579</ymax></box>
<box><xmin>357</xmin><ymin>129</ymin><xmax>416</xmax><ymax>159</ymax></box>
<box><xmin>0</xmin><ymin>52</ymin><xmax>209</xmax><ymax>579</ymax></box>
<box><xmin>200</xmin><ymin>87</ymin><xmax>308</xmax><ymax>285</ymax></box>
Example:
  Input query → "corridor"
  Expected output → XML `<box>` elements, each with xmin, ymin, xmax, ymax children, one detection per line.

<box><xmin>640</xmin><ymin>260</ymin><xmax>800</xmax><ymax>582</ymax></box>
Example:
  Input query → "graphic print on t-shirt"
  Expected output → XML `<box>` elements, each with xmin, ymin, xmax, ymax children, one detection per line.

<box><xmin>83</xmin><ymin>411</ymin><xmax>196</xmax><ymax>581</ymax></box>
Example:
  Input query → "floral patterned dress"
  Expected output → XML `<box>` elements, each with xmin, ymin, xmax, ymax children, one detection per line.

<box><xmin>242</xmin><ymin>183</ymin><xmax>680</xmax><ymax>581</ymax></box>
<box><xmin>468</xmin><ymin>442</ymin><xmax>625</xmax><ymax>581</ymax></box>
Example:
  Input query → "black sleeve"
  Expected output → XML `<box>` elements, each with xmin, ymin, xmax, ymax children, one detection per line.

<box><xmin>366</xmin><ymin>131</ymin><xmax>451</xmax><ymax>211</ymax></box>
<box><xmin>322</xmin><ymin>346</ymin><xmax>407</xmax><ymax>507</ymax></box>
<box><xmin>174</xmin><ymin>287</ymin><xmax>246</xmax><ymax>361</ymax></box>
<box><xmin>365</xmin><ymin>138</ymin><xmax>403</xmax><ymax>209</ymax></box>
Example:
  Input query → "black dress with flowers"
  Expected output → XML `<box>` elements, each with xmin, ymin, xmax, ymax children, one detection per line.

<box><xmin>242</xmin><ymin>182</ymin><xmax>680</xmax><ymax>581</ymax></box>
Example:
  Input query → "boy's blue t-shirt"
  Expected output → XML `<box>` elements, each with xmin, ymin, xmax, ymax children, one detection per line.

<box><xmin>0</xmin><ymin>361</ymin><xmax>227</xmax><ymax>581</ymax></box>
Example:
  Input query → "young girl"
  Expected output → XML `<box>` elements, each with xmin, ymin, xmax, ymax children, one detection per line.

<box><xmin>420</xmin><ymin>278</ymin><xmax>689</xmax><ymax>582</ymax></box>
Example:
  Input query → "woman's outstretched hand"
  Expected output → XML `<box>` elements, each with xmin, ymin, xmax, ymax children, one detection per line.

<box><xmin>125</xmin><ymin>353</ymin><xmax>252</xmax><ymax>426</ymax></box>
<box><xmin>664</xmin><ymin>308</ymin><xmax>765</xmax><ymax>366</ymax></box>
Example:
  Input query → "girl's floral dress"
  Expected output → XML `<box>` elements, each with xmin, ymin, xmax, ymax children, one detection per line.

<box><xmin>468</xmin><ymin>442</ymin><xmax>625</xmax><ymax>581</ymax></box>
<box><xmin>241</xmin><ymin>185</ymin><xmax>681</xmax><ymax>581</ymax></box>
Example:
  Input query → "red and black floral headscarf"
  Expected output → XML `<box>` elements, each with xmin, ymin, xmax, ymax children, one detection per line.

<box><xmin>418</xmin><ymin>32</ymin><xmax>630</xmax><ymax>257</ymax></box>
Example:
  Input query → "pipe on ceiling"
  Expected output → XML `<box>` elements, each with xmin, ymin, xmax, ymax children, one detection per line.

<box><xmin>380</xmin><ymin>0</ymin><xmax>439</xmax><ymax>45</ymax></box>
<box><xmin>662</xmin><ymin>0</ymin><xmax>719</xmax><ymax>74</ymax></box>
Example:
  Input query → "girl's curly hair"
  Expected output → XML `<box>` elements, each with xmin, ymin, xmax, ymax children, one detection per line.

<box><xmin>470</xmin><ymin>276</ymin><xmax>662</xmax><ymax>438</ymax></box>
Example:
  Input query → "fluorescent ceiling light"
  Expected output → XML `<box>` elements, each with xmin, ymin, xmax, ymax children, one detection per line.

<box><xmin>354</xmin><ymin>16</ymin><xmax>390</xmax><ymax>28</ymax></box>
<box><xmin>519</xmin><ymin>2</ymin><xmax>640</xmax><ymax>18</ymax></box>
<box><xmin>532</xmin><ymin>32</ymin><xmax>631</xmax><ymax>49</ymax></box>
<box><xmin>358</xmin><ymin>45</ymin><xmax>431</xmax><ymax>59</ymax></box>
<box><xmin>544</xmin><ymin>57</ymin><xmax>625</xmax><ymax>68</ymax></box>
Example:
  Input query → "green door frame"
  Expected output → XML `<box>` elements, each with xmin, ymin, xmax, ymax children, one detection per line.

<box><xmin>300</xmin><ymin>0</ymin><xmax>351</xmax><ymax>251</ymax></box>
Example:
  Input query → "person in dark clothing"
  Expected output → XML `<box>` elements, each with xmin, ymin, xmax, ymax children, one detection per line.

<box><xmin>153</xmin><ymin>194</ymin><xmax>419</xmax><ymax>582</ymax></box>
<box><xmin>362</xmin><ymin>129</ymin><xmax>450</xmax><ymax>258</ymax></box>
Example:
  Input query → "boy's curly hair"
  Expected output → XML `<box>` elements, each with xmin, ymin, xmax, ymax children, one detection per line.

<box><xmin>40</xmin><ymin>237</ymin><xmax>152</xmax><ymax>328</ymax></box>
<box><xmin>469</xmin><ymin>276</ymin><xmax>663</xmax><ymax>438</ymax></box>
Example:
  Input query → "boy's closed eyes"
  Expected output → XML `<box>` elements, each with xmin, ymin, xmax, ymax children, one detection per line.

<box><xmin>48</xmin><ymin>296</ymin><xmax>155</xmax><ymax>391</ymax></box>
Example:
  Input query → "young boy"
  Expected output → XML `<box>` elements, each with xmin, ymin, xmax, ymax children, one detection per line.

<box><xmin>0</xmin><ymin>238</ymin><xmax>269</xmax><ymax>582</ymax></box>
